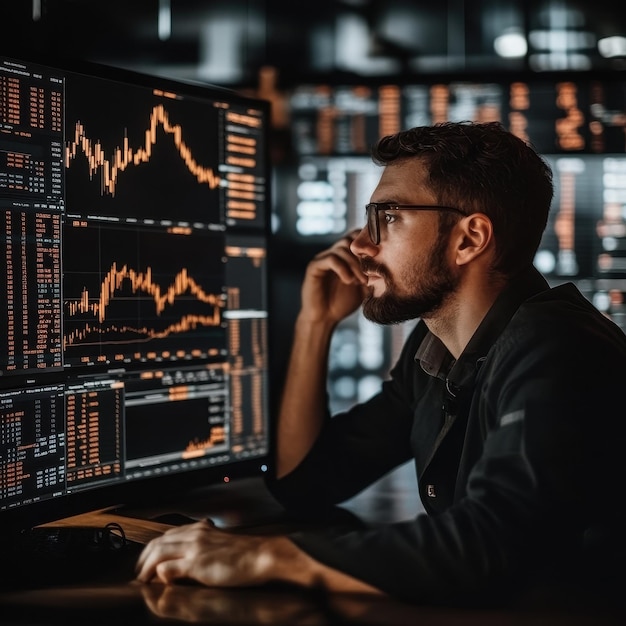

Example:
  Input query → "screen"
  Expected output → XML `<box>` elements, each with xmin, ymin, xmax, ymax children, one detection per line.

<box><xmin>0</xmin><ymin>55</ymin><xmax>272</xmax><ymax>531</ymax></box>
<box><xmin>286</xmin><ymin>79</ymin><xmax>626</xmax><ymax>157</ymax></box>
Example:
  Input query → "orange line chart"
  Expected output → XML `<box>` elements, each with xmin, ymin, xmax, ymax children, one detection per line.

<box><xmin>65</xmin><ymin>104</ymin><xmax>221</xmax><ymax>195</ymax></box>
<box><xmin>66</xmin><ymin>263</ymin><xmax>222</xmax><ymax>324</ymax></box>
<box><xmin>63</xmin><ymin>262</ymin><xmax>224</xmax><ymax>349</ymax></box>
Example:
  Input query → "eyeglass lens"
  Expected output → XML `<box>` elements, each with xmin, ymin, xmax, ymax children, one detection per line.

<box><xmin>366</xmin><ymin>204</ymin><xmax>379</xmax><ymax>244</ymax></box>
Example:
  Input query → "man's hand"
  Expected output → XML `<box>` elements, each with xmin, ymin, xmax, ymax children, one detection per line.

<box><xmin>300</xmin><ymin>229</ymin><xmax>368</xmax><ymax>326</ymax></box>
<box><xmin>135</xmin><ymin>518</ymin><xmax>383</xmax><ymax>596</ymax></box>
<box><xmin>135</xmin><ymin>519</ymin><xmax>280</xmax><ymax>587</ymax></box>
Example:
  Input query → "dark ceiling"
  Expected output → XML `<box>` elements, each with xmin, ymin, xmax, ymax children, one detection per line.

<box><xmin>2</xmin><ymin>0</ymin><xmax>626</xmax><ymax>90</ymax></box>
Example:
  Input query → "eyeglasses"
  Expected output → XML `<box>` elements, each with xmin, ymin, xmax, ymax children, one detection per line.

<box><xmin>365</xmin><ymin>202</ymin><xmax>465</xmax><ymax>245</ymax></box>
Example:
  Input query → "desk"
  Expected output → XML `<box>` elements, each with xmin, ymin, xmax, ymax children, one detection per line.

<box><xmin>1</xmin><ymin>466</ymin><xmax>624</xmax><ymax>626</ymax></box>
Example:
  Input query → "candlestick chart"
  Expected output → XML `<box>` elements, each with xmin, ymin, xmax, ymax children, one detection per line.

<box><xmin>62</xmin><ymin>219</ymin><xmax>227</xmax><ymax>366</ymax></box>
<box><xmin>63</xmin><ymin>73</ymin><xmax>223</xmax><ymax>224</ymax></box>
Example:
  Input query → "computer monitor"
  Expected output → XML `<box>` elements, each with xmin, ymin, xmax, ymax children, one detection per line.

<box><xmin>0</xmin><ymin>54</ymin><xmax>273</xmax><ymax>533</ymax></box>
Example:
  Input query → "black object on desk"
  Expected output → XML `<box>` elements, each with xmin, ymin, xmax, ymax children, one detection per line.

<box><xmin>1</xmin><ymin>523</ymin><xmax>144</xmax><ymax>590</ymax></box>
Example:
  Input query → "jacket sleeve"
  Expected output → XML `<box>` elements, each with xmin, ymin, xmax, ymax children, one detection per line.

<box><xmin>284</xmin><ymin>415</ymin><xmax>548</xmax><ymax>606</ymax></box>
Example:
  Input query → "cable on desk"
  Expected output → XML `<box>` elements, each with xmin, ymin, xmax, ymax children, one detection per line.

<box><xmin>98</xmin><ymin>521</ymin><xmax>128</xmax><ymax>551</ymax></box>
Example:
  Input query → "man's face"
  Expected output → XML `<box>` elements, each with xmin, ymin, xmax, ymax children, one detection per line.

<box><xmin>350</xmin><ymin>160</ymin><xmax>461</xmax><ymax>325</ymax></box>
<box><xmin>360</xmin><ymin>229</ymin><xmax>459</xmax><ymax>324</ymax></box>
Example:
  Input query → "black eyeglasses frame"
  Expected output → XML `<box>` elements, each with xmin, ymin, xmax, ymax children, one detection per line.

<box><xmin>365</xmin><ymin>202</ymin><xmax>465</xmax><ymax>245</ymax></box>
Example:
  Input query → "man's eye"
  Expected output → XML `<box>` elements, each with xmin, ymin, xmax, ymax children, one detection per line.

<box><xmin>383</xmin><ymin>212</ymin><xmax>397</xmax><ymax>224</ymax></box>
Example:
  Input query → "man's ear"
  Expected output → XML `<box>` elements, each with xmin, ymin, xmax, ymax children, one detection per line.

<box><xmin>453</xmin><ymin>213</ymin><xmax>494</xmax><ymax>266</ymax></box>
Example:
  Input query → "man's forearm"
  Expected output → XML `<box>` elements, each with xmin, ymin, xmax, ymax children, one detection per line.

<box><xmin>276</xmin><ymin>315</ymin><xmax>336</xmax><ymax>478</ymax></box>
<box><xmin>264</xmin><ymin>535</ymin><xmax>384</xmax><ymax>595</ymax></box>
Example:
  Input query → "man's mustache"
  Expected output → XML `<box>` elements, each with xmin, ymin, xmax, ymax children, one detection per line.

<box><xmin>360</xmin><ymin>257</ymin><xmax>388</xmax><ymax>278</ymax></box>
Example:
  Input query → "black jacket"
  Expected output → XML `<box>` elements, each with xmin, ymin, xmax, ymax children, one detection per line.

<box><xmin>267</xmin><ymin>267</ymin><xmax>626</xmax><ymax>606</ymax></box>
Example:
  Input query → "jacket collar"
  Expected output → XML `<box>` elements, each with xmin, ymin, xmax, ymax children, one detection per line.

<box><xmin>415</xmin><ymin>266</ymin><xmax>550</xmax><ymax>391</ymax></box>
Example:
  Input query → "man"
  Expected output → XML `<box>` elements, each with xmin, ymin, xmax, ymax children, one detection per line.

<box><xmin>136</xmin><ymin>121</ymin><xmax>626</xmax><ymax>606</ymax></box>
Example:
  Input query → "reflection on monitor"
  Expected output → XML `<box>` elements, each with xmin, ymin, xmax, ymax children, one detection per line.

<box><xmin>0</xmin><ymin>55</ymin><xmax>272</xmax><ymax>531</ymax></box>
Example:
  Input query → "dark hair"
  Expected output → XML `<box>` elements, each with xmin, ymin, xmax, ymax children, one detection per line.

<box><xmin>371</xmin><ymin>121</ymin><xmax>554</xmax><ymax>277</ymax></box>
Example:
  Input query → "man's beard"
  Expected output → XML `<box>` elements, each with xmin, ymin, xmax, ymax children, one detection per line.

<box><xmin>361</xmin><ymin>235</ymin><xmax>459</xmax><ymax>325</ymax></box>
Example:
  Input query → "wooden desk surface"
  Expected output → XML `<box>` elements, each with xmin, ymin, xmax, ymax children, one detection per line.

<box><xmin>1</xmin><ymin>467</ymin><xmax>624</xmax><ymax>625</ymax></box>
<box><xmin>1</xmin><ymin>569</ymin><xmax>624</xmax><ymax>625</ymax></box>
<box><xmin>38</xmin><ymin>509</ymin><xmax>174</xmax><ymax>544</ymax></box>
